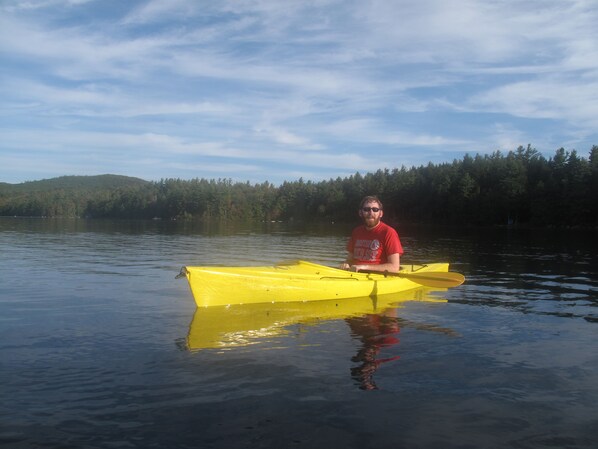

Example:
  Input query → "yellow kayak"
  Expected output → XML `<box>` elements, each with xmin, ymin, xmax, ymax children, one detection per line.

<box><xmin>178</xmin><ymin>260</ymin><xmax>463</xmax><ymax>307</ymax></box>
<box><xmin>186</xmin><ymin>287</ymin><xmax>448</xmax><ymax>350</ymax></box>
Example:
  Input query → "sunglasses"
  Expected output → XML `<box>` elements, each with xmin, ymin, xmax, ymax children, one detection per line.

<box><xmin>361</xmin><ymin>207</ymin><xmax>381</xmax><ymax>212</ymax></box>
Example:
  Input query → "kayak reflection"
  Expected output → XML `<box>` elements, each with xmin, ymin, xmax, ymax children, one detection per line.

<box><xmin>185</xmin><ymin>287</ymin><xmax>448</xmax><ymax>351</ymax></box>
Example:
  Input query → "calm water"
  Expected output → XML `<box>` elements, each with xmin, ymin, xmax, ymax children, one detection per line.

<box><xmin>1</xmin><ymin>218</ymin><xmax>597</xmax><ymax>449</ymax></box>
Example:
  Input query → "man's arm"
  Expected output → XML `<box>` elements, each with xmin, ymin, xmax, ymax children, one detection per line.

<box><xmin>340</xmin><ymin>253</ymin><xmax>354</xmax><ymax>270</ymax></box>
<box><xmin>344</xmin><ymin>252</ymin><xmax>401</xmax><ymax>273</ymax></box>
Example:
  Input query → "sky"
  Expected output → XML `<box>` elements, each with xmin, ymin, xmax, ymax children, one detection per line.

<box><xmin>1</xmin><ymin>0</ymin><xmax>597</xmax><ymax>185</ymax></box>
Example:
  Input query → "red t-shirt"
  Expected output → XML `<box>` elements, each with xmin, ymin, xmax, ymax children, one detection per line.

<box><xmin>347</xmin><ymin>221</ymin><xmax>403</xmax><ymax>265</ymax></box>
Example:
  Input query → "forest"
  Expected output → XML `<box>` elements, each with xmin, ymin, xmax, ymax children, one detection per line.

<box><xmin>1</xmin><ymin>145</ymin><xmax>597</xmax><ymax>228</ymax></box>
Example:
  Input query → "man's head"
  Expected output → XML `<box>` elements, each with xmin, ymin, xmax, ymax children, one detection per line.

<box><xmin>358</xmin><ymin>195</ymin><xmax>384</xmax><ymax>229</ymax></box>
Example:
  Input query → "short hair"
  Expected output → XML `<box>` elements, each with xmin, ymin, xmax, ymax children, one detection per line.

<box><xmin>359</xmin><ymin>195</ymin><xmax>383</xmax><ymax>210</ymax></box>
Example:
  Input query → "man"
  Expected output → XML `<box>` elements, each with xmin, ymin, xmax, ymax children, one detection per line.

<box><xmin>340</xmin><ymin>195</ymin><xmax>403</xmax><ymax>273</ymax></box>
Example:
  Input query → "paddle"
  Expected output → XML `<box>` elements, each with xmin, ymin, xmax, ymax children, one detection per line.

<box><xmin>358</xmin><ymin>269</ymin><xmax>465</xmax><ymax>288</ymax></box>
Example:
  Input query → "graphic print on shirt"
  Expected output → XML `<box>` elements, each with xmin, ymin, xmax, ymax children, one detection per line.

<box><xmin>354</xmin><ymin>239</ymin><xmax>381</xmax><ymax>262</ymax></box>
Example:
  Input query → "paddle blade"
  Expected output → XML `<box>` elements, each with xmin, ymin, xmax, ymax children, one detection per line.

<box><xmin>359</xmin><ymin>269</ymin><xmax>465</xmax><ymax>288</ymax></box>
<box><xmin>398</xmin><ymin>271</ymin><xmax>465</xmax><ymax>288</ymax></box>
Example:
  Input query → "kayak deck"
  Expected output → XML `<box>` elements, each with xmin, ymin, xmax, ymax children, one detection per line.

<box><xmin>179</xmin><ymin>260</ymin><xmax>451</xmax><ymax>307</ymax></box>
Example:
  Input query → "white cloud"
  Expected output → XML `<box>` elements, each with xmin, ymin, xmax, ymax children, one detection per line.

<box><xmin>253</xmin><ymin>125</ymin><xmax>323</xmax><ymax>149</ymax></box>
<box><xmin>324</xmin><ymin>118</ymin><xmax>469</xmax><ymax>147</ymax></box>
<box><xmin>121</xmin><ymin>0</ymin><xmax>196</xmax><ymax>24</ymax></box>
<box><xmin>470</xmin><ymin>78</ymin><xmax>598</xmax><ymax>128</ymax></box>
<box><xmin>1</xmin><ymin>0</ymin><xmax>94</xmax><ymax>12</ymax></box>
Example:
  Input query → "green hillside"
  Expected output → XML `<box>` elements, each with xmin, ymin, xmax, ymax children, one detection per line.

<box><xmin>0</xmin><ymin>174</ymin><xmax>149</xmax><ymax>193</ymax></box>
<box><xmin>0</xmin><ymin>175</ymin><xmax>150</xmax><ymax>218</ymax></box>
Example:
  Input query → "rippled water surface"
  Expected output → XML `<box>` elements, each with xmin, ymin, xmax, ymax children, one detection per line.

<box><xmin>1</xmin><ymin>218</ymin><xmax>597</xmax><ymax>449</ymax></box>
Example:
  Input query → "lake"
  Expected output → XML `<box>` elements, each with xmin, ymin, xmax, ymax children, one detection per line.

<box><xmin>1</xmin><ymin>217</ymin><xmax>597</xmax><ymax>449</ymax></box>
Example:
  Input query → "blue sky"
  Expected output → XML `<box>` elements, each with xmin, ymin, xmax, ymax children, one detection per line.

<box><xmin>1</xmin><ymin>0</ymin><xmax>597</xmax><ymax>185</ymax></box>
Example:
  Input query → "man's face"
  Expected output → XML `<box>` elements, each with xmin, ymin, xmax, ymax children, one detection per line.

<box><xmin>359</xmin><ymin>201</ymin><xmax>383</xmax><ymax>229</ymax></box>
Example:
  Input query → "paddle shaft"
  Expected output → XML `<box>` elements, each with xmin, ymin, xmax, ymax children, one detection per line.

<box><xmin>358</xmin><ymin>269</ymin><xmax>465</xmax><ymax>288</ymax></box>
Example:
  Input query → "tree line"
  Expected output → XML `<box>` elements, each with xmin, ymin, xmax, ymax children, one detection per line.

<box><xmin>1</xmin><ymin>145</ymin><xmax>597</xmax><ymax>227</ymax></box>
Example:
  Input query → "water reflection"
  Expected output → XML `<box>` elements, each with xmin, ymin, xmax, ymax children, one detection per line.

<box><xmin>0</xmin><ymin>216</ymin><xmax>354</xmax><ymax>237</ymax></box>
<box><xmin>185</xmin><ymin>288</ymin><xmax>446</xmax><ymax>351</ymax></box>
<box><xmin>185</xmin><ymin>288</ymin><xmax>452</xmax><ymax>389</ymax></box>
<box><xmin>347</xmin><ymin>313</ymin><xmax>401</xmax><ymax>390</ymax></box>
<box><xmin>347</xmin><ymin>309</ymin><xmax>460</xmax><ymax>390</ymax></box>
